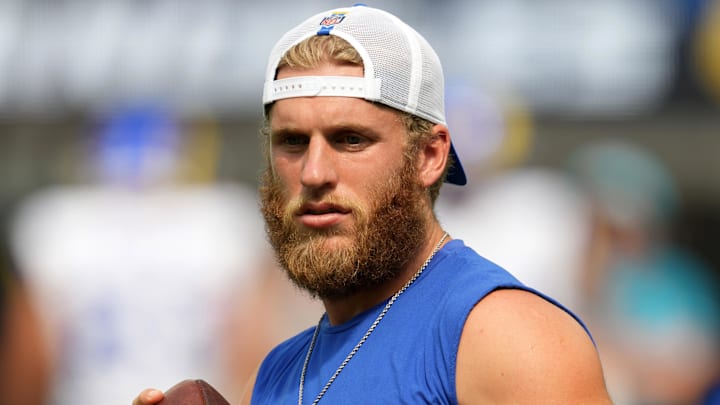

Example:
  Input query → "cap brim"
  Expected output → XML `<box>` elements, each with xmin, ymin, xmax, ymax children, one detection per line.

<box><xmin>446</xmin><ymin>142</ymin><xmax>467</xmax><ymax>185</ymax></box>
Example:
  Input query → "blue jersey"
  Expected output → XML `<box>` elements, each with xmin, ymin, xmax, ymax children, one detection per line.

<box><xmin>252</xmin><ymin>240</ymin><xmax>590</xmax><ymax>404</ymax></box>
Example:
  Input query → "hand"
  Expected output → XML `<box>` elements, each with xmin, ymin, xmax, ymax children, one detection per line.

<box><xmin>132</xmin><ymin>388</ymin><xmax>164</xmax><ymax>405</ymax></box>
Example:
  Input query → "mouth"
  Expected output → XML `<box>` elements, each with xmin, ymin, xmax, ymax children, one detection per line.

<box><xmin>300</xmin><ymin>202</ymin><xmax>350</xmax><ymax>215</ymax></box>
<box><xmin>296</xmin><ymin>202</ymin><xmax>351</xmax><ymax>228</ymax></box>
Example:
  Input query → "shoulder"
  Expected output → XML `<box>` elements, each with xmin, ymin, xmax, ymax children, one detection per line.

<box><xmin>257</xmin><ymin>326</ymin><xmax>315</xmax><ymax>374</ymax></box>
<box><xmin>250</xmin><ymin>326</ymin><xmax>315</xmax><ymax>403</ymax></box>
<box><xmin>456</xmin><ymin>288</ymin><xmax>612</xmax><ymax>404</ymax></box>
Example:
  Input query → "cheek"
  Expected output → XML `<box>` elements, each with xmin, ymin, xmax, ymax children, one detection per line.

<box><xmin>271</xmin><ymin>157</ymin><xmax>302</xmax><ymax>193</ymax></box>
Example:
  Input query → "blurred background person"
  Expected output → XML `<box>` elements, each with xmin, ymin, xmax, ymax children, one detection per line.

<box><xmin>0</xmin><ymin>199</ymin><xmax>52</xmax><ymax>405</ymax></box>
<box><xmin>436</xmin><ymin>85</ymin><xmax>593</xmax><ymax>315</ymax></box>
<box><xmin>567</xmin><ymin>139</ymin><xmax>720</xmax><ymax>405</ymax></box>
<box><xmin>10</xmin><ymin>103</ymin><xmax>320</xmax><ymax>404</ymax></box>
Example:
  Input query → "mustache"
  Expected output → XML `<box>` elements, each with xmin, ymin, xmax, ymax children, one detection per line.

<box><xmin>282</xmin><ymin>194</ymin><xmax>367</xmax><ymax>226</ymax></box>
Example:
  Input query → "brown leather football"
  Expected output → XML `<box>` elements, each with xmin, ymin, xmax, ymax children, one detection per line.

<box><xmin>157</xmin><ymin>379</ymin><xmax>230</xmax><ymax>405</ymax></box>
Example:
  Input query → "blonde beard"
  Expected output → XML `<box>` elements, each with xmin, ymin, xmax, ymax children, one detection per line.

<box><xmin>260</xmin><ymin>157</ymin><xmax>428</xmax><ymax>299</ymax></box>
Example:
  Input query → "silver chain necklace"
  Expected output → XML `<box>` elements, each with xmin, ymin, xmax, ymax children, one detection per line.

<box><xmin>298</xmin><ymin>232</ymin><xmax>449</xmax><ymax>405</ymax></box>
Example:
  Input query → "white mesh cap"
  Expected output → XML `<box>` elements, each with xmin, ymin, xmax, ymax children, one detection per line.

<box><xmin>262</xmin><ymin>4</ymin><xmax>466</xmax><ymax>185</ymax></box>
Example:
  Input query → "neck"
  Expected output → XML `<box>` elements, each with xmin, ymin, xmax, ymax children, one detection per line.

<box><xmin>322</xmin><ymin>225</ymin><xmax>449</xmax><ymax>325</ymax></box>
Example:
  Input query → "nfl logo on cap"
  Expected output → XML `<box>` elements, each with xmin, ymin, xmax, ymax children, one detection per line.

<box><xmin>318</xmin><ymin>12</ymin><xmax>347</xmax><ymax>34</ymax></box>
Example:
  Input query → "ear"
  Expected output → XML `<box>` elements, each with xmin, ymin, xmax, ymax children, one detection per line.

<box><xmin>417</xmin><ymin>124</ymin><xmax>451</xmax><ymax>187</ymax></box>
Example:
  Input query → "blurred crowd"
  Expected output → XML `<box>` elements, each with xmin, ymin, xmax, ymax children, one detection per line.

<box><xmin>4</xmin><ymin>105</ymin><xmax>719</xmax><ymax>405</ymax></box>
<box><xmin>1</xmin><ymin>1</ymin><xmax>720</xmax><ymax>405</ymax></box>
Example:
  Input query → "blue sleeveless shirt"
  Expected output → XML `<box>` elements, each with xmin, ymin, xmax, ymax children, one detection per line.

<box><xmin>252</xmin><ymin>240</ymin><xmax>590</xmax><ymax>404</ymax></box>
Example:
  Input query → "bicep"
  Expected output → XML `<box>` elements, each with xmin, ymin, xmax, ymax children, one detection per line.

<box><xmin>455</xmin><ymin>288</ymin><xmax>611</xmax><ymax>404</ymax></box>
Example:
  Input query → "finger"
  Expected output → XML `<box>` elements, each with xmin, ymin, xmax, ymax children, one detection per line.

<box><xmin>132</xmin><ymin>388</ymin><xmax>164</xmax><ymax>405</ymax></box>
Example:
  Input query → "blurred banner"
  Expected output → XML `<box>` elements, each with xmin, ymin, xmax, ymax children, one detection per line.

<box><xmin>0</xmin><ymin>0</ymin><xmax>717</xmax><ymax>119</ymax></box>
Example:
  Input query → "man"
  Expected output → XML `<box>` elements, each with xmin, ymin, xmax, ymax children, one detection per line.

<box><xmin>136</xmin><ymin>4</ymin><xmax>611</xmax><ymax>404</ymax></box>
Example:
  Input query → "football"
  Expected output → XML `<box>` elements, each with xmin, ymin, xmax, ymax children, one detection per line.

<box><xmin>157</xmin><ymin>379</ymin><xmax>230</xmax><ymax>405</ymax></box>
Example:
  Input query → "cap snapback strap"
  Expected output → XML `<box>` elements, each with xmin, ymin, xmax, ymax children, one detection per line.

<box><xmin>263</xmin><ymin>76</ymin><xmax>382</xmax><ymax>104</ymax></box>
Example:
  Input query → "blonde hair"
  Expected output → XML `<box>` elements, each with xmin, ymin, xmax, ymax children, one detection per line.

<box><xmin>264</xmin><ymin>35</ymin><xmax>450</xmax><ymax>203</ymax></box>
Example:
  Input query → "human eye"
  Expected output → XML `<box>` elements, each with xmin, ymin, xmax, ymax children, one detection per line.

<box><xmin>284</xmin><ymin>134</ymin><xmax>307</xmax><ymax>146</ymax></box>
<box><xmin>334</xmin><ymin>132</ymin><xmax>368</xmax><ymax>150</ymax></box>
<box><xmin>344</xmin><ymin>134</ymin><xmax>363</xmax><ymax>145</ymax></box>
<box><xmin>273</xmin><ymin>132</ymin><xmax>308</xmax><ymax>149</ymax></box>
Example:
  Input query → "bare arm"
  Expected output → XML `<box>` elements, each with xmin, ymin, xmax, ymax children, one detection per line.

<box><xmin>0</xmin><ymin>281</ymin><xmax>53</xmax><ymax>405</ymax></box>
<box><xmin>456</xmin><ymin>289</ymin><xmax>612</xmax><ymax>404</ymax></box>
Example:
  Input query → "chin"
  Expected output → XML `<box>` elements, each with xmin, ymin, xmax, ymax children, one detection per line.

<box><xmin>312</xmin><ymin>232</ymin><xmax>355</xmax><ymax>250</ymax></box>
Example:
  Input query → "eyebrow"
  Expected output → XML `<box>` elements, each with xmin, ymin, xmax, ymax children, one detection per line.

<box><xmin>271</xmin><ymin>123</ymin><xmax>381</xmax><ymax>139</ymax></box>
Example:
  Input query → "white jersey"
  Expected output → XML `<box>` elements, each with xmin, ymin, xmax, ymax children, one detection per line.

<box><xmin>12</xmin><ymin>183</ymin><xmax>269</xmax><ymax>404</ymax></box>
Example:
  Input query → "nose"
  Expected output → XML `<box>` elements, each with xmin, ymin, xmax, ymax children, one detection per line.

<box><xmin>300</xmin><ymin>136</ymin><xmax>338</xmax><ymax>190</ymax></box>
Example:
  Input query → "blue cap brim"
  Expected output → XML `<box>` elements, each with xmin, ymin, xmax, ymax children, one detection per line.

<box><xmin>446</xmin><ymin>142</ymin><xmax>467</xmax><ymax>185</ymax></box>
